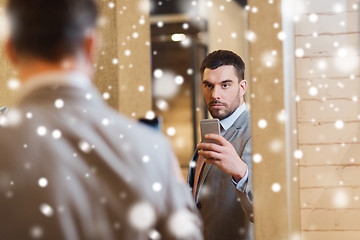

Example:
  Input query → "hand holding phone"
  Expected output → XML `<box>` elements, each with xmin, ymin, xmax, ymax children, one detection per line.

<box><xmin>200</xmin><ymin>119</ymin><xmax>220</xmax><ymax>144</ymax></box>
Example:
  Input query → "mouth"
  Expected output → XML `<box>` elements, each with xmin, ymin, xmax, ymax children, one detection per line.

<box><xmin>209</xmin><ymin>103</ymin><xmax>224</xmax><ymax>109</ymax></box>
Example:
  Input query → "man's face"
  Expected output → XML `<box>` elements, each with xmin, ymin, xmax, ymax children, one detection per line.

<box><xmin>202</xmin><ymin>65</ymin><xmax>246</xmax><ymax>120</ymax></box>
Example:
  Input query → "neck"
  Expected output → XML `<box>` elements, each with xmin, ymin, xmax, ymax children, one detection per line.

<box><xmin>17</xmin><ymin>56</ymin><xmax>92</xmax><ymax>84</ymax></box>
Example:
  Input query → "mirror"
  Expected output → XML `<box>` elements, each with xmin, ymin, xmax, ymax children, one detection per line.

<box><xmin>149</xmin><ymin>0</ymin><xmax>249</xmax><ymax>177</ymax></box>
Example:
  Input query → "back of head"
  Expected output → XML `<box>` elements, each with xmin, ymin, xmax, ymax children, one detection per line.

<box><xmin>200</xmin><ymin>50</ymin><xmax>245</xmax><ymax>81</ymax></box>
<box><xmin>7</xmin><ymin>0</ymin><xmax>98</xmax><ymax>62</ymax></box>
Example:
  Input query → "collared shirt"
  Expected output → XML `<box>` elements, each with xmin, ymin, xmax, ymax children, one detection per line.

<box><xmin>219</xmin><ymin>103</ymin><xmax>249</xmax><ymax>191</ymax></box>
<box><xmin>19</xmin><ymin>71</ymin><xmax>92</xmax><ymax>102</ymax></box>
<box><xmin>219</xmin><ymin>103</ymin><xmax>247</xmax><ymax>132</ymax></box>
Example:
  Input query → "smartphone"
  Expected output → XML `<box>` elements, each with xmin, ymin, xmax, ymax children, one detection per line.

<box><xmin>0</xmin><ymin>106</ymin><xmax>7</xmax><ymax>114</ymax></box>
<box><xmin>200</xmin><ymin>119</ymin><xmax>220</xmax><ymax>144</ymax></box>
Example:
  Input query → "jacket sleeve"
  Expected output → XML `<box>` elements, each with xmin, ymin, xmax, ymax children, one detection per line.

<box><xmin>234</xmin><ymin>138</ymin><xmax>254</xmax><ymax>222</ymax></box>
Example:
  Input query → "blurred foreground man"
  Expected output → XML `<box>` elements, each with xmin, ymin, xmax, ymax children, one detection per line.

<box><xmin>0</xmin><ymin>0</ymin><xmax>203</xmax><ymax>239</ymax></box>
<box><xmin>188</xmin><ymin>50</ymin><xmax>253</xmax><ymax>240</ymax></box>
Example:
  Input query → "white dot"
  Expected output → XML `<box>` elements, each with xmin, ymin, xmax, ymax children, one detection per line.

<box><xmin>335</xmin><ymin>120</ymin><xmax>344</xmax><ymax>129</ymax></box>
<box><xmin>86</xmin><ymin>93</ymin><xmax>92</xmax><ymax>100</ymax></box>
<box><xmin>149</xmin><ymin>229</ymin><xmax>161</xmax><ymax>240</ymax></box>
<box><xmin>30</xmin><ymin>226</ymin><xmax>43</xmax><ymax>239</ymax></box>
<box><xmin>174</xmin><ymin>75</ymin><xmax>184</xmax><ymax>85</ymax></box>
<box><xmin>54</xmin><ymin>99</ymin><xmax>64</xmax><ymax>108</ymax></box>
<box><xmin>145</xmin><ymin>111</ymin><xmax>155</xmax><ymax>120</ymax></box>
<box><xmin>52</xmin><ymin>129</ymin><xmax>62</xmax><ymax>139</ymax></box>
<box><xmin>124</xmin><ymin>50</ymin><xmax>131</xmax><ymax>56</ymax></box>
<box><xmin>309</xmin><ymin>13</ymin><xmax>318</xmax><ymax>22</ymax></box>
<box><xmin>152</xmin><ymin>182</ymin><xmax>162</xmax><ymax>192</ymax></box>
<box><xmin>7</xmin><ymin>78</ymin><xmax>20</xmax><ymax>90</ymax></box>
<box><xmin>168</xmin><ymin>210</ymin><xmax>199</xmax><ymax>238</ymax></box>
<box><xmin>79</xmin><ymin>140</ymin><xmax>91</xmax><ymax>153</ymax></box>
<box><xmin>157</xmin><ymin>21</ymin><xmax>164</xmax><ymax>28</ymax></box>
<box><xmin>108</xmin><ymin>2</ymin><xmax>115</xmax><ymax>8</ymax></box>
<box><xmin>252</xmin><ymin>7</ymin><xmax>258</xmax><ymax>13</ymax></box>
<box><xmin>258</xmin><ymin>119</ymin><xmax>268</xmax><ymax>129</ymax></box>
<box><xmin>187</xmin><ymin>68</ymin><xmax>193</xmax><ymax>75</ymax></box>
<box><xmin>112</xmin><ymin>58</ymin><xmax>118</xmax><ymax>64</ymax></box>
<box><xmin>38</xmin><ymin>178</ymin><xmax>48</xmax><ymax>188</ymax></box>
<box><xmin>156</xmin><ymin>99</ymin><xmax>169</xmax><ymax>111</ymax></box>
<box><xmin>231</xmin><ymin>32</ymin><xmax>237</xmax><ymax>38</ymax></box>
<box><xmin>277</xmin><ymin>32</ymin><xmax>286</xmax><ymax>41</ymax></box>
<box><xmin>128</xmin><ymin>202</ymin><xmax>155</xmax><ymax>230</ymax></box>
<box><xmin>253</xmin><ymin>154</ymin><xmax>262</xmax><ymax>163</ymax></box>
<box><xmin>245</xmin><ymin>30</ymin><xmax>257</xmax><ymax>42</ymax></box>
<box><xmin>334</xmin><ymin>3</ymin><xmax>343</xmax><ymax>13</ymax></box>
<box><xmin>182</xmin><ymin>23</ymin><xmax>189</xmax><ymax>29</ymax></box>
<box><xmin>273</xmin><ymin>22</ymin><xmax>279</xmax><ymax>28</ymax></box>
<box><xmin>40</xmin><ymin>203</ymin><xmax>54</xmax><ymax>217</ymax></box>
<box><xmin>26</xmin><ymin>112</ymin><xmax>33</xmax><ymax>119</ymax></box>
<box><xmin>294</xmin><ymin>150</ymin><xmax>303</xmax><ymax>159</ymax></box>
<box><xmin>37</xmin><ymin>126</ymin><xmax>47</xmax><ymax>136</ymax></box>
<box><xmin>167</xmin><ymin>127</ymin><xmax>176</xmax><ymax>136</ymax></box>
<box><xmin>153</xmin><ymin>69</ymin><xmax>163</xmax><ymax>78</ymax></box>
<box><xmin>317</xmin><ymin>60</ymin><xmax>327</xmax><ymax>70</ymax></box>
<box><xmin>102</xmin><ymin>118</ymin><xmax>110</xmax><ymax>126</ymax></box>
<box><xmin>139</xmin><ymin>18</ymin><xmax>145</xmax><ymax>25</ymax></box>
<box><xmin>308</xmin><ymin>86</ymin><xmax>318</xmax><ymax>96</ymax></box>
<box><xmin>272</xmin><ymin>183</ymin><xmax>281</xmax><ymax>192</ymax></box>
<box><xmin>142</xmin><ymin>155</ymin><xmax>150</xmax><ymax>163</ymax></box>
<box><xmin>295</xmin><ymin>48</ymin><xmax>304</xmax><ymax>58</ymax></box>
<box><xmin>333</xmin><ymin>190</ymin><xmax>349</xmax><ymax>208</ymax></box>
<box><xmin>138</xmin><ymin>85</ymin><xmax>145</xmax><ymax>92</ymax></box>
<box><xmin>132</xmin><ymin>32</ymin><xmax>139</xmax><ymax>38</ymax></box>
<box><xmin>103</xmin><ymin>92</ymin><xmax>110</xmax><ymax>100</ymax></box>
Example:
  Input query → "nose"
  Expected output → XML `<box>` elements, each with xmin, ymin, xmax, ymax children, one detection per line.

<box><xmin>211</xmin><ymin>86</ymin><xmax>221</xmax><ymax>99</ymax></box>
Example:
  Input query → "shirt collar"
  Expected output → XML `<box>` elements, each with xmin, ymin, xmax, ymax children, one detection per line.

<box><xmin>19</xmin><ymin>71</ymin><xmax>92</xmax><ymax>102</ymax></box>
<box><xmin>220</xmin><ymin>103</ymin><xmax>247</xmax><ymax>132</ymax></box>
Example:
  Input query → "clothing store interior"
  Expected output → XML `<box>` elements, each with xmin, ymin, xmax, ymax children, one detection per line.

<box><xmin>0</xmin><ymin>0</ymin><xmax>359</xmax><ymax>239</ymax></box>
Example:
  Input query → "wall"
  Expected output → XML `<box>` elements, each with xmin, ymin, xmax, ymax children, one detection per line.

<box><xmin>294</xmin><ymin>0</ymin><xmax>360</xmax><ymax>239</ymax></box>
<box><xmin>248</xmin><ymin>0</ymin><xmax>301</xmax><ymax>239</ymax></box>
<box><xmin>199</xmin><ymin>0</ymin><xmax>249</xmax><ymax>84</ymax></box>
<box><xmin>0</xmin><ymin>0</ymin><xmax>152</xmax><ymax>117</ymax></box>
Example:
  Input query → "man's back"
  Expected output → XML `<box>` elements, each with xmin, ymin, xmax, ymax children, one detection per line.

<box><xmin>0</xmin><ymin>83</ymin><xmax>202</xmax><ymax>239</ymax></box>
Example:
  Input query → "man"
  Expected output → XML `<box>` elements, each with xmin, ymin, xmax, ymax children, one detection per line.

<box><xmin>0</xmin><ymin>0</ymin><xmax>203</xmax><ymax>239</ymax></box>
<box><xmin>188</xmin><ymin>50</ymin><xmax>253</xmax><ymax>240</ymax></box>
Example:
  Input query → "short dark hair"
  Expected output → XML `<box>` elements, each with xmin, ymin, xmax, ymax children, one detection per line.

<box><xmin>7</xmin><ymin>0</ymin><xmax>98</xmax><ymax>62</ymax></box>
<box><xmin>200</xmin><ymin>50</ymin><xmax>245</xmax><ymax>81</ymax></box>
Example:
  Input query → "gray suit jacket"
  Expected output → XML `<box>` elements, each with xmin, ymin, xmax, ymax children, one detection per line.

<box><xmin>188</xmin><ymin>110</ymin><xmax>253</xmax><ymax>240</ymax></box>
<box><xmin>0</xmin><ymin>83</ymin><xmax>203</xmax><ymax>240</ymax></box>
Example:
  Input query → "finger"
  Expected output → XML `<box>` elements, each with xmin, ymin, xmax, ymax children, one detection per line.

<box><xmin>203</xmin><ymin>158</ymin><xmax>220</xmax><ymax>166</ymax></box>
<box><xmin>197</xmin><ymin>142</ymin><xmax>223</xmax><ymax>153</ymax></box>
<box><xmin>198</xmin><ymin>149</ymin><xmax>222</xmax><ymax>160</ymax></box>
<box><xmin>204</xmin><ymin>134</ymin><xmax>227</xmax><ymax>146</ymax></box>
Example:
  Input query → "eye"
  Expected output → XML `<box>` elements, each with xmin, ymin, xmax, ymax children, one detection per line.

<box><xmin>203</xmin><ymin>84</ymin><xmax>213</xmax><ymax>89</ymax></box>
<box><xmin>222</xmin><ymin>84</ymin><xmax>229</xmax><ymax>88</ymax></box>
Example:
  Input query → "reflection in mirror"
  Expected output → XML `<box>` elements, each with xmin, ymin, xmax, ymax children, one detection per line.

<box><xmin>149</xmin><ymin>0</ymin><xmax>253</xmax><ymax>239</ymax></box>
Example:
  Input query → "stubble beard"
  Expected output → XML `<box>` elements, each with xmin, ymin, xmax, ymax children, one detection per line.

<box><xmin>207</xmin><ymin>92</ymin><xmax>241</xmax><ymax>120</ymax></box>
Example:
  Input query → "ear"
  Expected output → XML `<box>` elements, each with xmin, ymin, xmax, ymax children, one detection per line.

<box><xmin>240</xmin><ymin>79</ymin><xmax>247</xmax><ymax>95</ymax></box>
<box><xmin>83</xmin><ymin>29</ymin><xmax>99</xmax><ymax>64</ymax></box>
<box><xmin>4</xmin><ymin>38</ymin><xmax>18</xmax><ymax>66</ymax></box>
